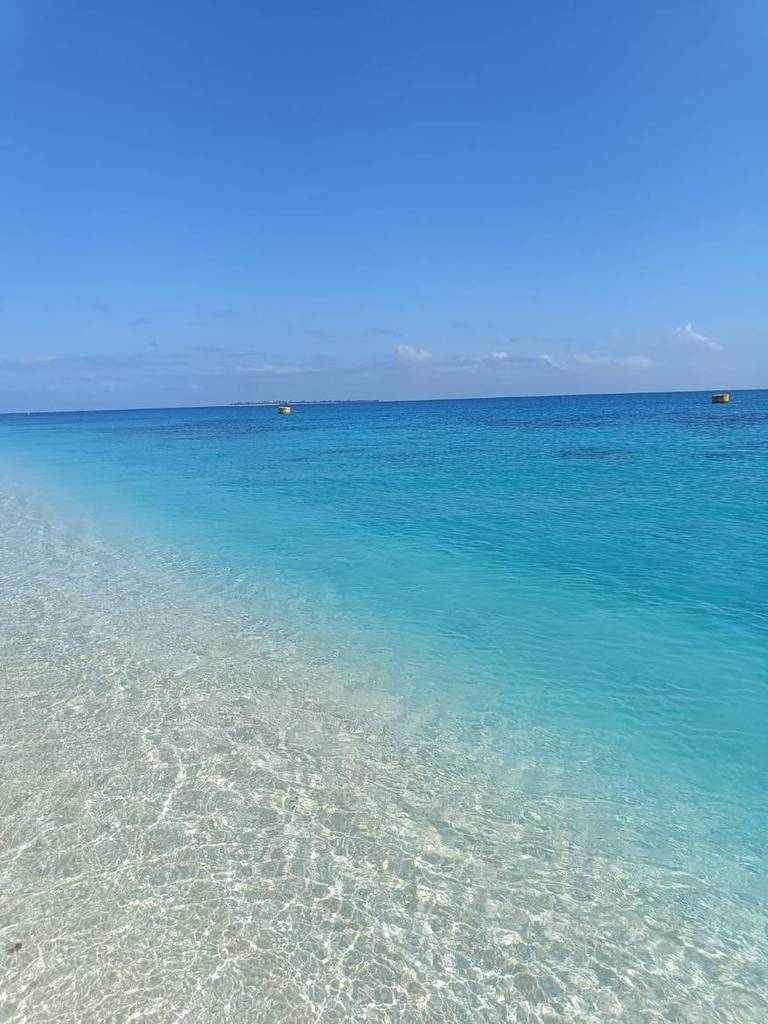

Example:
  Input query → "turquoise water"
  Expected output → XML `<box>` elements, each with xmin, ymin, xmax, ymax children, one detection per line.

<box><xmin>1</xmin><ymin>392</ymin><xmax>767</xmax><ymax>1021</ymax></box>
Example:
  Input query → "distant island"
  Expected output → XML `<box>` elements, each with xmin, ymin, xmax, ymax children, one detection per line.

<box><xmin>229</xmin><ymin>399</ymin><xmax>380</xmax><ymax>406</ymax></box>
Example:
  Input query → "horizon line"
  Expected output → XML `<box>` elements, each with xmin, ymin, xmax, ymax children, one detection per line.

<box><xmin>0</xmin><ymin>385</ymin><xmax>754</xmax><ymax>417</ymax></box>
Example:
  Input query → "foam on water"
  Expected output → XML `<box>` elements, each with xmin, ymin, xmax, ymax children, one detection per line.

<box><xmin>1</xmin><ymin>392</ymin><xmax>767</xmax><ymax>1021</ymax></box>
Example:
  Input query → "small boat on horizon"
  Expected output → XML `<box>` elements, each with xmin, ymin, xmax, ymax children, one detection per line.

<box><xmin>711</xmin><ymin>392</ymin><xmax>731</xmax><ymax>404</ymax></box>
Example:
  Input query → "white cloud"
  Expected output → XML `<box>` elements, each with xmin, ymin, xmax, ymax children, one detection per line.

<box><xmin>395</xmin><ymin>344</ymin><xmax>433</xmax><ymax>364</ymax></box>
<box><xmin>538</xmin><ymin>353</ymin><xmax>563</xmax><ymax>370</ymax></box>
<box><xmin>573</xmin><ymin>351</ymin><xmax>654</xmax><ymax>369</ymax></box>
<box><xmin>674</xmin><ymin>323</ymin><xmax>722</xmax><ymax>351</ymax></box>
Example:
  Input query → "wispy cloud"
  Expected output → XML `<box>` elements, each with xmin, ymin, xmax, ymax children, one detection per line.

<box><xmin>238</xmin><ymin>362</ymin><xmax>319</xmax><ymax>376</ymax></box>
<box><xmin>434</xmin><ymin>349</ymin><xmax>565</xmax><ymax>374</ymax></box>
<box><xmin>0</xmin><ymin>354</ymin><xmax>58</xmax><ymax>371</ymax></box>
<box><xmin>205</xmin><ymin>307</ymin><xmax>239</xmax><ymax>321</ymax></box>
<box><xmin>573</xmin><ymin>351</ymin><xmax>654</xmax><ymax>369</ymax></box>
<box><xmin>369</xmin><ymin>327</ymin><xmax>402</xmax><ymax>339</ymax></box>
<box><xmin>0</xmin><ymin>350</ymin><xmax>189</xmax><ymax>373</ymax></box>
<box><xmin>14</xmin><ymin>354</ymin><xmax>57</xmax><ymax>366</ymax></box>
<box><xmin>674</xmin><ymin>323</ymin><xmax>722</xmax><ymax>351</ymax></box>
<box><xmin>453</xmin><ymin>350</ymin><xmax>518</xmax><ymax>367</ymax></box>
<box><xmin>436</xmin><ymin>351</ymin><xmax>513</xmax><ymax>373</ymax></box>
<box><xmin>395</xmin><ymin>343</ymin><xmax>433</xmax><ymax>364</ymax></box>
<box><xmin>538</xmin><ymin>353</ymin><xmax>563</xmax><ymax>370</ymax></box>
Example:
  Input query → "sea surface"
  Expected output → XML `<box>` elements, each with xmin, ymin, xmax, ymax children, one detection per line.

<box><xmin>0</xmin><ymin>391</ymin><xmax>766</xmax><ymax>1023</ymax></box>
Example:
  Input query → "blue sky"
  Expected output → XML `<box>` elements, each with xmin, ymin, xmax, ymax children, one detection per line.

<box><xmin>1</xmin><ymin>0</ymin><xmax>767</xmax><ymax>410</ymax></box>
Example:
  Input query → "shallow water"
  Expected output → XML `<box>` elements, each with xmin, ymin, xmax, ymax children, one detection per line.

<box><xmin>1</xmin><ymin>393</ymin><xmax>767</xmax><ymax>1021</ymax></box>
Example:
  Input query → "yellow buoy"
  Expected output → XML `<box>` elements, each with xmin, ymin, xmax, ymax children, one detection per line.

<box><xmin>277</xmin><ymin>405</ymin><xmax>292</xmax><ymax>414</ymax></box>
<box><xmin>710</xmin><ymin>393</ymin><xmax>730</xmax><ymax>404</ymax></box>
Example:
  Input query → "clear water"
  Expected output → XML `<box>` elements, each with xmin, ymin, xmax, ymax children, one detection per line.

<box><xmin>1</xmin><ymin>392</ymin><xmax>766</xmax><ymax>1022</ymax></box>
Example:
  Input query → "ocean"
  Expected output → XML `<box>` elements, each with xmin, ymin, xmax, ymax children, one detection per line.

<box><xmin>1</xmin><ymin>391</ymin><xmax>766</xmax><ymax>1022</ymax></box>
